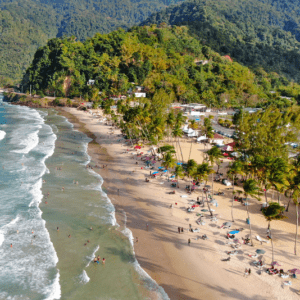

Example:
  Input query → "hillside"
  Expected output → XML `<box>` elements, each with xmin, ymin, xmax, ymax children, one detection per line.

<box><xmin>0</xmin><ymin>0</ymin><xmax>185</xmax><ymax>85</ymax></box>
<box><xmin>141</xmin><ymin>0</ymin><xmax>300</xmax><ymax>82</ymax></box>
<box><xmin>22</xmin><ymin>25</ymin><xmax>300</xmax><ymax>108</ymax></box>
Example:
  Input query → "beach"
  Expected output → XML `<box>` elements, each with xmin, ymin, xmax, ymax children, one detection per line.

<box><xmin>60</xmin><ymin>107</ymin><xmax>300</xmax><ymax>300</ymax></box>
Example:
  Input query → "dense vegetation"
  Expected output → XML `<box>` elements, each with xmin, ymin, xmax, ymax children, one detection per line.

<box><xmin>0</xmin><ymin>0</ymin><xmax>184</xmax><ymax>85</ymax></box>
<box><xmin>23</xmin><ymin>25</ymin><xmax>300</xmax><ymax>108</ymax></box>
<box><xmin>141</xmin><ymin>0</ymin><xmax>300</xmax><ymax>82</ymax></box>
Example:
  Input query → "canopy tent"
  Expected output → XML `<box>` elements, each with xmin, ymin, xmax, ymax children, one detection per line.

<box><xmin>222</xmin><ymin>145</ymin><xmax>233</xmax><ymax>152</ymax></box>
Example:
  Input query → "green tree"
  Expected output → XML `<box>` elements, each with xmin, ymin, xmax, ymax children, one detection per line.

<box><xmin>262</xmin><ymin>202</ymin><xmax>286</xmax><ymax>262</ymax></box>
<box><xmin>242</xmin><ymin>179</ymin><xmax>262</xmax><ymax>246</ymax></box>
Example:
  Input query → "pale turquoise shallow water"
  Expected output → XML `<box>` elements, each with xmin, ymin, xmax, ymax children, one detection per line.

<box><xmin>0</xmin><ymin>96</ymin><xmax>169</xmax><ymax>300</ymax></box>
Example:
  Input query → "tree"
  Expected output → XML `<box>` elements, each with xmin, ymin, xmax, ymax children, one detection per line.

<box><xmin>206</xmin><ymin>145</ymin><xmax>223</xmax><ymax>196</ymax></box>
<box><xmin>242</xmin><ymin>179</ymin><xmax>262</xmax><ymax>246</ymax></box>
<box><xmin>161</xmin><ymin>152</ymin><xmax>177</xmax><ymax>170</ymax></box>
<box><xmin>187</xmin><ymin>119</ymin><xmax>198</xmax><ymax>161</ymax></box>
<box><xmin>262</xmin><ymin>202</ymin><xmax>286</xmax><ymax>262</ymax></box>
<box><xmin>174</xmin><ymin>165</ymin><xmax>184</xmax><ymax>188</ymax></box>
<box><xmin>172</xmin><ymin>124</ymin><xmax>184</xmax><ymax>163</ymax></box>
<box><xmin>227</xmin><ymin>160</ymin><xmax>245</xmax><ymax>222</ymax></box>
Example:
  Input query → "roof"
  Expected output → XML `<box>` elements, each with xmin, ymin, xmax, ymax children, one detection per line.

<box><xmin>213</xmin><ymin>133</ymin><xmax>224</xmax><ymax>140</ymax></box>
<box><xmin>225</xmin><ymin>142</ymin><xmax>236</xmax><ymax>147</ymax></box>
<box><xmin>223</xmin><ymin>55</ymin><xmax>233</xmax><ymax>62</ymax></box>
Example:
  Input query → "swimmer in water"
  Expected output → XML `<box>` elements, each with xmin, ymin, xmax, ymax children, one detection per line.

<box><xmin>10</xmin><ymin>244</ymin><xmax>12</xmax><ymax>248</ymax></box>
<box><xmin>102</xmin><ymin>258</ymin><xmax>106</xmax><ymax>264</ymax></box>
<box><xmin>68</xmin><ymin>235</ymin><xmax>71</xmax><ymax>238</ymax></box>
<box><xmin>57</xmin><ymin>227</ymin><xmax>59</xmax><ymax>231</ymax></box>
<box><xmin>62</xmin><ymin>187</ymin><xmax>64</xmax><ymax>191</ymax></box>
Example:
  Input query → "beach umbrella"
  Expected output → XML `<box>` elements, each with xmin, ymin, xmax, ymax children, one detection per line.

<box><xmin>144</xmin><ymin>156</ymin><xmax>150</xmax><ymax>160</ymax></box>
<box><xmin>152</xmin><ymin>161</ymin><xmax>156</xmax><ymax>164</ymax></box>
<box><xmin>152</xmin><ymin>171</ymin><xmax>159</xmax><ymax>175</ymax></box>
<box><xmin>271</xmin><ymin>261</ymin><xmax>281</xmax><ymax>266</ymax></box>
<box><xmin>229</xmin><ymin>230</ymin><xmax>239</xmax><ymax>235</ymax></box>
<box><xmin>192</xmin><ymin>205</ymin><xmax>200</xmax><ymax>208</ymax></box>
<box><xmin>201</xmin><ymin>209</ymin><xmax>209</xmax><ymax>212</ymax></box>
<box><xmin>289</xmin><ymin>269</ymin><xmax>300</xmax><ymax>274</ymax></box>
<box><xmin>134</xmin><ymin>145</ymin><xmax>141</xmax><ymax>149</ymax></box>
<box><xmin>177</xmin><ymin>162</ymin><xmax>183</xmax><ymax>165</ymax></box>
<box><xmin>163</xmin><ymin>170</ymin><xmax>168</xmax><ymax>173</ymax></box>
<box><xmin>256</xmin><ymin>249</ymin><xmax>266</xmax><ymax>254</ymax></box>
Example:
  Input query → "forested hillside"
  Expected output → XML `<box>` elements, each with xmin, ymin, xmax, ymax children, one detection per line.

<box><xmin>0</xmin><ymin>0</ymin><xmax>184</xmax><ymax>85</ymax></box>
<box><xmin>141</xmin><ymin>0</ymin><xmax>300</xmax><ymax>82</ymax></box>
<box><xmin>23</xmin><ymin>25</ymin><xmax>300</xmax><ymax>108</ymax></box>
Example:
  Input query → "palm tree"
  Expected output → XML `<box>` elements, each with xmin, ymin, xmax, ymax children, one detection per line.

<box><xmin>227</xmin><ymin>160</ymin><xmax>245</xmax><ymax>222</ymax></box>
<box><xmin>195</xmin><ymin>163</ymin><xmax>215</xmax><ymax>215</ymax></box>
<box><xmin>161</xmin><ymin>152</ymin><xmax>177</xmax><ymax>170</ymax></box>
<box><xmin>187</xmin><ymin>120</ymin><xmax>198</xmax><ymax>161</ymax></box>
<box><xmin>206</xmin><ymin>145</ymin><xmax>223</xmax><ymax>196</ymax></box>
<box><xmin>286</xmin><ymin>170</ymin><xmax>300</xmax><ymax>255</ymax></box>
<box><xmin>262</xmin><ymin>202</ymin><xmax>286</xmax><ymax>262</ymax></box>
<box><xmin>242</xmin><ymin>179</ymin><xmax>262</xmax><ymax>246</ymax></box>
<box><xmin>186</xmin><ymin>159</ymin><xmax>198</xmax><ymax>192</ymax></box>
<box><xmin>174</xmin><ymin>165</ymin><xmax>184</xmax><ymax>188</ymax></box>
<box><xmin>172</xmin><ymin>124</ymin><xmax>184</xmax><ymax>163</ymax></box>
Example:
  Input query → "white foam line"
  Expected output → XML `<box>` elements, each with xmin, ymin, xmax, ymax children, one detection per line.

<box><xmin>122</xmin><ymin>211</ymin><xmax>170</xmax><ymax>300</ymax></box>
<box><xmin>44</xmin><ymin>271</ymin><xmax>61</xmax><ymax>300</ymax></box>
<box><xmin>86</xmin><ymin>245</ymin><xmax>100</xmax><ymax>267</ymax></box>
<box><xmin>63</xmin><ymin>114</ymin><xmax>169</xmax><ymax>299</ymax></box>
<box><xmin>79</xmin><ymin>270</ymin><xmax>90</xmax><ymax>284</ymax></box>
<box><xmin>0</xmin><ymin>130</ymin><xmax>6</xmax><ymax>141</ymax></box>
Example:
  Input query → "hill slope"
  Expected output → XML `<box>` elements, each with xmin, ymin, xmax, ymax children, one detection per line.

<box><xmin>141</xmin><ymin>0</ymin><xmax>300</xmax><ymax>82</ymax></box>
<box><xmin>0</xmin><ymin>0</ymin><xmax>185</xmax><ymax>84</ymax></box>
<box><xmin>23</xmin><ymin>25</ymin><xmax>300</xmax><ymax>108</ymax></box>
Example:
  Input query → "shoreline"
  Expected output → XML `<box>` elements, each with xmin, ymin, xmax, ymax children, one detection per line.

<box><xmin>60</xmin><ymin>107</ymin><xmax>300</xmax><ymax>300</ymax></box>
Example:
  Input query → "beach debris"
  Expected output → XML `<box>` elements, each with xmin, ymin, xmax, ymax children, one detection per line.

<box><xmin>256</xmin><ymin>249</ymin><xmax>266</xmax><ymax>254</ymax></box>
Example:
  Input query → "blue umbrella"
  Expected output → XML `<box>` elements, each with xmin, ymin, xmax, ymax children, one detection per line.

<box><xmin>229</xmin><ymin>230</ymin><xmax>239</xmax><ymax>235</ymax></box>
<box><xmin>163</xmin><ymin>170</ymin><xmax>168</xmax><ymax>173</ymax></box>
<box><xmin>152</xmin><ymin>171</ymin><xmax>159</xmax><ymax>175</ymax></box>
<box><xmin>177</xmin><ymin>162</ymin><xmax>183</xmax><ymax>165</ymax></box>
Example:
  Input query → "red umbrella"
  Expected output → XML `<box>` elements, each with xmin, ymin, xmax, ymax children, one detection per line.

<box><xmin>223</xmin><ymin>153</ymin><xmax>228</xmax><ymax>156</ymax></box>
<box><xmin>289</xmin><ymin>269</ymin><xmax>300</xmax><ymax>274</ymax></box>
<box><xmin>192</xmin><ymin>205</ymin><xmax>200</xmax><ymax>208</ymax></box>
<box><xmin>134</xmin><ymin>145</ymin><xmax>141</xmax><ymax>149</ymax></box>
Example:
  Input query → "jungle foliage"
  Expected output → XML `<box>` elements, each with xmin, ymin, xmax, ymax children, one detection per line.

<box><xmin>23</xmin><ymin>25</ymin><xmax>300</xmax><ymax>108</ymax></box>
<box><xmin>141</xmin><ymin>0</ymin><xmax>300</xmax><ymax>82</ymax></box>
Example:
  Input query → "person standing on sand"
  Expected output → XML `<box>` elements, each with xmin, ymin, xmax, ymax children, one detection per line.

<box><xmin>188</xmin><ymin>238</ymin><xmax>191</xmax><ymax>246</ymax></box>
<box><xmin>178</xmin><ymin>227</ymin><xmax>180</xmax><ymax>234</ymax></box>
<box><xmin>146</xmin><ymin>223</ymin><xmax>149</xmax><ymax>231</ymax></box>
<box><xmin>181</xmin><ymin>227</ymin><xmax>183</xmax><ymax>233</ymax></box>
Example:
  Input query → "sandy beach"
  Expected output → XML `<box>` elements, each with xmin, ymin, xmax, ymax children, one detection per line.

<box><xmin>60</xmin><ymin>107</ymin><xmax>300</xmax><ymax>300</ymax></box>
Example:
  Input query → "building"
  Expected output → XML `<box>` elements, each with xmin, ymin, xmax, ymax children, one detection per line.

<box><xmin>87</xmin><ymin>79</ymin><xmax>95</xmax><ymax>86</ymax></box>
<box><xmin>181</xmin><ymin>103</ymin><xmax>207</xmax><ymax>115</ymax></box>
<box><xmin>209</xmin><ymin>133</ymin><xmax>224</xmax><ymax>146</ymax></box>
<box><xmin>134</xmin><ymin>92</ymin><xmax>146</xmax><ymax>98</ymax></box>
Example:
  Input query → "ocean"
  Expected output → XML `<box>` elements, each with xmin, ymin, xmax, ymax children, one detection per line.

<box><xmin>0</xmin><ymin>95</ymin><xmax>169</xmax><ymax>300</ymax></box>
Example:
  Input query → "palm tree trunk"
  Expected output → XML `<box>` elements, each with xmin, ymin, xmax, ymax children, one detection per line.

<box><xmin>205</xmin><ymin>191</ymin><xmax>213</xmax><ymax>216</ymax></box>
<box><xmin>269</xmin><ymin>221</ymin><xmax>274</xmax><ymax>263</ymax></box>
<box><xmin>177</xmin><ymin>138</ymin><xmax>184</xmax><ymax>163</ymax></box>
<box><xmin>277</xmin><ymin>191</ymin><xmax>280</xmax><ymax>204</ymax></box>
<box><xmin>295</xmin><ymin>201</ymin><xmax>299</xmax><ymax>256</ymax></box>
<box><xmin>286</xmin><ymin>198</ymin><xmax>292</xmax><ymax>212</ymax></box>
<box><xmin>231</xmin><ymin>174</ymin><xmax>235</xmax><ymax>222</ymax></box>
<box><xmin>188</xmin><ymin>139</ymin><xmax>193</xmax><ymax>162</ymax></box>
<box><xmin>246</xmin><ymin>197</ymin><xmax>253</xmax><ymax>246</ymax></box>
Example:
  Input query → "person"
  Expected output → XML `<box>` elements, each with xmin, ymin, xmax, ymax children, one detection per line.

<box><xmin>188</xmin><ymin>238</ymin><xmax>191</xmax><ymax>246</ymax></box>
<box><xmin>94</xmin><ymin>257</ymin><xmax>98</xmax><ymax>263</ymax></box>
<box><xmin>248</xmin><ymin>268</ymin><xmax>251</xmax><ymax>276</ymax></box>
<box><xmin>178</xmin><ymin>227</ymin><xmax>180</xmax><ymax>234</ymax></box>
<box><xmin>97</xmin><ymin>255</ymin><xmax>100</xmax><ymax>262</ymax></box>
<box><xmin>68</xmin><ymin>234</ymin><xmax>71</xmax><ymax>238</ymax></box>
<box><xmin>102</xmin><ymin>258</ymin><xmax>106</xmax><ymax>264</ymax></box>
<box><xmin>136</xmin><ymin>237</ymin><xmax>138</xmax><ymax>243</ymax></box>
<box><xmin>10</xmin><ymin>243</ymin><xmax>12</xmax><ymax>248</ymax></box>
<box><xmin>146</xmin><ymin>223</ymin><xmax>148</xmax><ymax>230</ymax></box>
<box><xmin>57</xmin><ymin>227</ymin><xmax>59</xmax><ymax>231</ymax></box>
<box><xmin>181</xmin><ymin>227</ymin><xmax>183</xmax><ymax>233</ymax></box>
<box><xmin>62</xmin><ymin>187</ymin><xmax>64</xmax><ymax>191</ymax></box>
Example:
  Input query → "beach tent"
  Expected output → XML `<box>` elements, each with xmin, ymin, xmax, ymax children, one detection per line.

<box><xmin>182</xmin><ymin>125</ymin><xmax>189</xmax><ymax>133</ymax></box>
<box><xmin>197</xmin><ymin>135</ymin><xmax>207</xmax><ymax>142</ymax></box>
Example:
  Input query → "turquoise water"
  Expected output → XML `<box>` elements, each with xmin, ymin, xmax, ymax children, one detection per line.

<box><xmin>0</xmin><ymin>96</ymin><xmax>169</xmax><ymax>300</ymax></box>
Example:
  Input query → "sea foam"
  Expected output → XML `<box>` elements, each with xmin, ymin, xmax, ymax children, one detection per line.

<box><xmin>0</xmin><ymin>130</ymin><xmax>5</xmax><ymax>140</ymax></box>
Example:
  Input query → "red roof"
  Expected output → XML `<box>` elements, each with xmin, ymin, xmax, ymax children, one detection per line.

<box><xmin>213</xmin><ymin>133</ymin><xmax>224</xmax><ymax>139</ymax></box>
<box><xmin>225</xmin><ymin>142</ymin><xmax>236</xmax><ymax>147</ymax></box>
<box><xmin>224</xmin><ymin>55</ymin><xmax>233</xmax><ymax>62</ymax></box>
